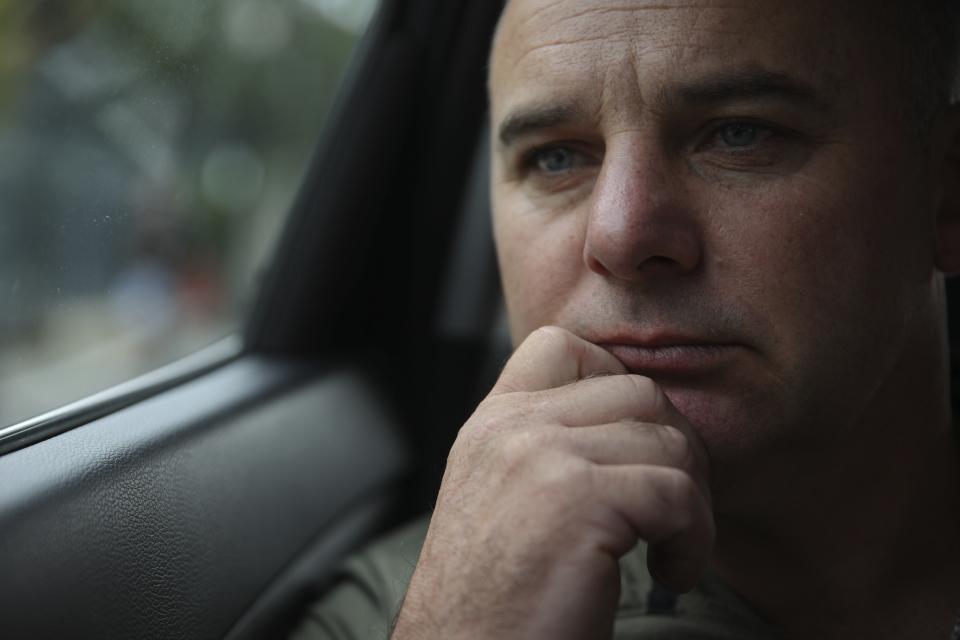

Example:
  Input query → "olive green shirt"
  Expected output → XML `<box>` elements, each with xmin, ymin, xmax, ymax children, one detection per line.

<box><xmin>290</xmin><ymin>517</ymin><xmax>778</xmax><ymax>639</ymax></box>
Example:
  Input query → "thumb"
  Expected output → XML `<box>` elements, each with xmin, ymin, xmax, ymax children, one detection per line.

<box><xmin>491</xmin><ymin>326</ymin><xmax>628</xmax><ymax>395</ymax></box>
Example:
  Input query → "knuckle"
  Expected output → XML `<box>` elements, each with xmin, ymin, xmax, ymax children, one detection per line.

<box><xmin>656</xmin><ymin>468</ymin><xmax>702</xmax><ymax>526</ymax></box>
<box><xmin>624</xmin><ymin>374</ymin><xmax>664</xmax><ymax>410</ymax></box>
<box><xmin>654</xmin><ymin>425</ymin><xmax>696</xmax><ymax>472</ymax></box>
<box><xmin>531</xmin><ymin>325</ymin><xmax>570</xmax><ymax>346</ymax></box>
<box><xmin>458</xmin><ymin>413</ymin><xmax>494</xmax><ymax>446</ymax></box>
<box><xmin>530</xmin><ymin>452</ymin><xmax>591</xmax><ymax>498</ymax></box>
<box><xmin>498</xmin><ymin>428</ymin><xmax>545</xmax><ymax>469</ymax></box>
<box><xmin>530</xmin><ymin>325</ymin><xmax>577</xmax><ymax>357</ymax></box>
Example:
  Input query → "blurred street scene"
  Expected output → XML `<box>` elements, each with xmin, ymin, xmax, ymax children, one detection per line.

<box><xmin>0</xmin><ymin>0</ymin><xmax>376</xmax><ymax>427</ymax></box>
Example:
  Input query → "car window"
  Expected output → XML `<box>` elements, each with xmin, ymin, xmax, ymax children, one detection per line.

<box><xmin>0</xmin><ymin>0</ymin><xmax>379</xmax><ymax>428</ymax></box>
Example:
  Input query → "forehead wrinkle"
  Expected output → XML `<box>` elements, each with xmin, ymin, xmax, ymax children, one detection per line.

<box><xmin>548</xmin><ymin>2</ymin><xmax>753</xmax><ymax>25</ymax></box>
<box><xmin>501</xmin><ymin>0</ymin><xmax>756</xmax><ymax>75</ymax></box>
<box><xmin>600</xmin><ymin>39</ymin><xmax>645</xmax><ymax>128</ymax></box>
<box><xmin>508</xmin><ymin>0</ymin><xmax>753</xmax><ymax>25</ymax></box>
<box><xmin>506</xmin><ymin>0</ymin><xmax>755</xmax><ymax>40</ymax></box>
<box><xmin>508</xmin><ymin>28</ymin><xmax>720</xmax><ymax>88</ymax></box>
<box><xmin>493</xmin><ymin>0</ymin><xmax>868</xmax><ymax>136</ymax></box>
<box><xmin>509</xmin><ymin>30</ymin><xmax>651</xmax><ymax>70</ymax></box>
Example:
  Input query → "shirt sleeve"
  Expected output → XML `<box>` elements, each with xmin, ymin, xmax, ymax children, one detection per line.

<box><xmin>289</xmin><ymin>514</ymin><xmax>774</xmax><ymax>640</ymax></box>
<box><xmin>289</xmin><ymin>517</ymin><xmax>429</xmax><ymax>640</ymax></box>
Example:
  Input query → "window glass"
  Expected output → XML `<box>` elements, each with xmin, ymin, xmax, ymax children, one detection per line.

<box><xmin>0</xmin><ymin>0</ymin><xmax>378</xmax><ymax>427</ymax></box>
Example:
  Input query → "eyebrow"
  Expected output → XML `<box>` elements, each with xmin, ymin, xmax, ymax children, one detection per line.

<box><xmin>496</xmin><ymin>69</ymin><xmax>831</xmax><ymax>148</ymax></box>
<box><xmin>672</xmin><ymin>69</ymin><xmax>830</xmax><ymax>111</ymax></box>
<box><xmin>497</xmin><ymin>104</ymin><xmax>588</xmax><ymax>148</ymax></box>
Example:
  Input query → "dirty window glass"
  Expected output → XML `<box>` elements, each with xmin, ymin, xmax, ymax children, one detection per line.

<box><xmin>0</xmin><ymin>0</ymin><xmax>378</xmax><ymax>427</ymax></box>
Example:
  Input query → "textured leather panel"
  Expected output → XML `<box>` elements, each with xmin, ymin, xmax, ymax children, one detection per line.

<box><xmin>0</xmin><ymin>358</ymin><xmax>408</xmax><ymax>640</ymax></box>
<box><xmin>224</xmin><ymin>493</ymin><xmax>400</xmax><ymax>640</ymax></box>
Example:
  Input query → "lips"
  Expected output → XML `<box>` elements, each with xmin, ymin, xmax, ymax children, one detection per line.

<box><xmin>593</xmin><ymin>335</ymin><xmax>745</xmax><ymax>379</ymax></box>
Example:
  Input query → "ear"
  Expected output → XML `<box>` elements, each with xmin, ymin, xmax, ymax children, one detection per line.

<box><xmin>936</xmin><ymin>105</ymin><xmax>960</xmax><ymax>274</ymax></box>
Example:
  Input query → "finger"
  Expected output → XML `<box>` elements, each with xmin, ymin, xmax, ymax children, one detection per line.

<box><xmin>553</xmin><ymin>423</ymin><xmax>707</xmax><ymax>490</ymax></box>
<box><xmin>491</xmin><ymin>326</ymin><xmax>627</xmax><ymax>395</ymax></box>
<box><xmin>532</xmin><ymin>374</ymin><xmax>673</xmax><ymax>427</ymax></box>
<box><xmin>595</xmin><ymin>465</ymin><xmax>715</xmax><ymax>593</ymax></box>
<box><xmin>530</xmin><ymin>375</ymin><xmax>710</xmax><ymax>481</ymax></box>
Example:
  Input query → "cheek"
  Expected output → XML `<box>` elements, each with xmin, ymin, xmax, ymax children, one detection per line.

<box><xmin>783</xmin><ymin>170</ymin><xmax>927</xmax><ymax>296</ymax></box>
<box><xmin>494</xmin><ymin>197</ymin><xmax>586</xmax><ymax>341</ymax></box>
<box><xmin>719</xmin><ymin>157</ymin><xmax>932</xmax><ymax>354</ymax></box>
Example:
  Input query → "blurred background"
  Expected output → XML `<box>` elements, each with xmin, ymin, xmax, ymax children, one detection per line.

<box><xmin>0</xmin><ymin>0</ymin><xmax>377</xmax><ymax>427</ymax></box>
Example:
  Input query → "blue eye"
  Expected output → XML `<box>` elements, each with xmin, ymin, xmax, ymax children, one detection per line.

<box><xmin>717</xmin><ymin>123</ymin><xmax>769</xmax><ymax>148</ymax></box>
<box><xmin>535</xmin><ymin>147</ymin><xmax>577</xmax><ymax>173</ymax></box>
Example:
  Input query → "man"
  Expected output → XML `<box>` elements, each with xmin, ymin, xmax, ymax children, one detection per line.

<box><xmin>294</xmin><ymin>0</ymin><xmax>960</xmax><ymax>637</ymax></box>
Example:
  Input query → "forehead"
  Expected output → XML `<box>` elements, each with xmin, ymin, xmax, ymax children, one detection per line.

<box><xmin>490</xmin><ymin>0</ymin><xmax>881</xmax><ymax>123</ymax></box>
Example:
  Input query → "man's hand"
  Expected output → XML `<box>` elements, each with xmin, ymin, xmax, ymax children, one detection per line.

<box><xmin>392</xmin><ymin>327</ymin><xmax>715</xmax><ymax>640</ymax></box>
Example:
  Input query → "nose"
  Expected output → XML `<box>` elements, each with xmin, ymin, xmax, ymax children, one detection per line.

<box><xmin>583</xmin><ymin>142</ymin><xmax>702</xmax><ymax>282</ymax></box>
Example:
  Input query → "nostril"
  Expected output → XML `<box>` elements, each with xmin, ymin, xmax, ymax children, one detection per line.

<box><xmin>585</xmin><ymin>253</ymin><xmax>612</xmax><ymax>277</ymax></box>
<box><xmin>642</xmin><ymin>256</ymin><xmax>676</xmax><ymax>269</ymax></box>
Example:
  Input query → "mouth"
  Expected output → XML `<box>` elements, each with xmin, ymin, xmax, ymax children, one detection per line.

<box><xmin>594</xmin><ymin>335</ymin><xmax>745</xmax><ymax>380</ymax></box>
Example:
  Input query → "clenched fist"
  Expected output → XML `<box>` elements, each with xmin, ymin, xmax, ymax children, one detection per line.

<box><xmin>392</xmin><ymin>327</ymin><xmax>715</xmax><ymax>640</ymax></box>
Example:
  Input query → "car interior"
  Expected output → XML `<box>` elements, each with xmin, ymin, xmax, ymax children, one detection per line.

<box><xmin>0</xmin><ymin>0</ymin><xmax>509</xmax><ymax>637</ymax></box>
<box><xmin>4</xmin><ymin>1</ymin><xmax>960</xmax><ymax>639</ymax></box>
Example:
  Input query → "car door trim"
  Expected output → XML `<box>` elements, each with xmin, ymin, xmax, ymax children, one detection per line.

<box><xmin>0</xmin><ymin>335</ymin><xmax>242</xmax><ymax>456</ymax></box>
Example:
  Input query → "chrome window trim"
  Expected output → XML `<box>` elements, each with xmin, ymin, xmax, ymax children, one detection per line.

<box><xmin>0</xmin><ymin>335</ymin><xmax>243</xmax><ymax>456</ymax></box>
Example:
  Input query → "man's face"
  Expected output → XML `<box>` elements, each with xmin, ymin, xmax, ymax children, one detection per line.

<box><xmin>489</xmin><ymin>0</ymin><xmax>949</xmax><ymax>482</ymax></box>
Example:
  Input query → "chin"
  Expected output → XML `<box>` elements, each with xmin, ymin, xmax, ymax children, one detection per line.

<box><xmin>660</xmin><ymin>383</ymin><xmax>777</xmax><ymax>464</ymax></box>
